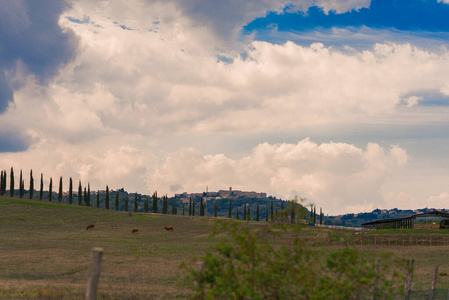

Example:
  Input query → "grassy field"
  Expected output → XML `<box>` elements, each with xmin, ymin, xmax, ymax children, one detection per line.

<box><xmin>2</xmin><ymin>197</ymin><xmax>449</xmax><ymax>299</ymax></box>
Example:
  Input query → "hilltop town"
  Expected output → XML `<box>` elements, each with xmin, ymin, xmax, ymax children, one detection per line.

<box><xmin>174</xmin><ymin>187</ymin><xmax>267</xmax><ymax>203</ymax></box>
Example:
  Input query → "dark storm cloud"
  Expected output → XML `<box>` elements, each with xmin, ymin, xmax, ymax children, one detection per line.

<box><xmin>0</xmin><ymin>0</ymin><xmax>77</xmax><ymax>112</ymax></box>
<box><xmin>0</xmin><ymin>131</ymin><xmax>30</xmax><ymax>152</ymax></box>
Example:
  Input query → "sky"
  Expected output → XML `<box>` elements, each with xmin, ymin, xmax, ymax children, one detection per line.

<box><xmin>1</xmin><ymin>0</ymin><xmax>449</xmax><ymax>215</ymax></box>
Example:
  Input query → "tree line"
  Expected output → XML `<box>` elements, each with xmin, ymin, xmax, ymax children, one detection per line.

<box><xmin>0</xmin><ymin>167</ymin><xmax>324</xmax><ymax>223</ymax></box>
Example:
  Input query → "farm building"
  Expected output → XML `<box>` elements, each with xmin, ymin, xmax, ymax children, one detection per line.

<box><xmin>362</xmin><ymin>210</ymin><xmax>449</xmax><ymax>230</ymax></box>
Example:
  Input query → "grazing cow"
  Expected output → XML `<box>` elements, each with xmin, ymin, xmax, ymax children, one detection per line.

<box><xmin>132</xmin><ymin>228</ymin><xmax>138</xmax><ymax>233</ymax></box>
<box><xmin>86</xmin><ymin>224</ymin><xmax>95</xmax><ymax>230</ymax></box>
<box><xmin>164</xmin><ymin>226</ymin><xmax>174</xmax><ymax>231</ymax></box>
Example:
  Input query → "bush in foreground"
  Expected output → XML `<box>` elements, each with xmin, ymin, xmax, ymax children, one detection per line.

<box><xmin>182</xmin><ymin>220</ymin><xmax>404</xmax><ymax>299</ymax></box>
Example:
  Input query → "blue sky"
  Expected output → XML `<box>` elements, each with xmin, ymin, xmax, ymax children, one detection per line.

<box><xmin>1</xmin><ymin>0</ymin><xmax>449</xmax><ymax>214</ymax></box>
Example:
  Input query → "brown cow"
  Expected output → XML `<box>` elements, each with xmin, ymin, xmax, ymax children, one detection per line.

<box><xmin>132</xmin><ymin>228</ymin><xmax>139</xmax><ymax>233</ymax></box>
<box><xmin>86</xmin><ymin>224</ymin><xmax>94</xmax><ymax>230</ymax></box>
<box><xmin>164</xmin><ymin>226</ymin><xmax>174</xmax><ymax>231</ymax></box>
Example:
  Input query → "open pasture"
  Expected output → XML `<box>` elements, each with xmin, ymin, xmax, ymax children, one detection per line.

<box><xmin>0</xmin><ymin>197</ymin><xmax>264</xmax><ymax>299</ymax></box>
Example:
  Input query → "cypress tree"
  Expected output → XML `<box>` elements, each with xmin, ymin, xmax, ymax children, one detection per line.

<box><xmin>152</xmin><ymin>191</ymin><xmax>158</xmax><ymax>213</ymax></box>
<box><xmin>228</xmin><ymin>200</ymin><xmax>232</xmax><ymax>218</ymax></box>
<box><xmin>256</xmin><ymin>204</ymin><xmax>259</xmax><ymax>221</ymax></box>
<box><xmin>125</xmin><ymin>195</ymin><xmax>129</xmax><ymax>212</ymax></box>
<box><xmin>49</xmin><ymin>178</ymin><xmax>53</xmax><ymax>202</ymax></box>
<box><xmin>243</xmin><ymin>202</ymin><xmax>246</xmax><ymax>220</ymax></box>
<box><xmin>58</xmin><ymin>176</ymin><xmax>63</xmax><ymax>203</ymax></box>
<box><xmin>105</xmin><ymin>185</ymin><xmax>109</xmax><ymax>209</ymax></box>
<box><xmin>320</xmin><ymin>207</ymin><xmax>323</xmax><ymax>225</ymax></box>
<box><xmin>192</xmin><ymin>200</ymin><xmax>195</xmax><ymax>216</ymax></box>
<box><xmin>200</xmin><ymin>196</ymin><xmax>204</xmax><ymax>216</ymax></box>
<box><xmin>134</xmin><ymin>193</ymin><xmax>138</xmax><ymax>212</ymax></box>
<box><xmin>248</xmin><ymin>206</ymin><xmax>251</xmax><ymax>221</ymax></box>
<box><xmin>214</xmin><ymin>201</ymin><xmax>217</xmax><ymax>217</ymax></box>
<box><xmin>236</xmin><ymin>209</ymin><xmax>239</xmax><ymax>220</ymax></box>
<box><xmin>115</xmin><ymin>190</ymin><xmax>119</xmax><ymax>211</ymax></box>
<box><xmin>84</xmin><ymin>187</ymin><xmax>87</xmax><ymax>207</ymax></box>
<box><xmin>171</xmin><ymin>202</ymin><xmax>175</xmax><ymax>214</ymax></box>
<box><xmin>19</xmin><ymin>170</ymin><xmax>23</xmax><ymax>198</ymax></box>
<box><xmin>96</xmin><ymin>190</ymin><xmax>100</xmax><ymax>208</ymax></box>
<box><xmin>182</xmin><ymin>203</ymin><xmax>185</xmax><ymax>215</ymax></box>
<box><xmin>69</xmin><ymin>177</ymin><xmax>73</xmax><ymax>204</ymax></box>
<box><xmin>40</xmin><ymin>173</ymin><xmax>43</xmax><ymax>200</ymax></box>
<box><xmin>270</xmin><ymin>200</ymin><xmax>273</xmax><ymax>221</ymax></box>
<box><xmin>189</xmin><ymin>197</ymin><xmax>192</xmax><ymax>216</ymax></box>
<box><xmin>29</xmin><ymin>170</ymin><xmax>34</xmax><ymax>199</ymax></box>
<box><xmin>144</xmin><ymin>196</ymin><xmax>148</xmax><ymax>213</ymax></box>
<box><xmin>87</xmin><ymin>183</ymin><xmax>91</xmax><ymax>207</ymax></box>
<box><xmin>9</xmin><ymin>167</ymin><xmax>14</xmax><ymax>197</ymax></box>
<box><xmin>78</xmin><ymin>180</ymin><xmax>82</xmax><ymax>205</ymax></box>
<box><xmin>313</xmin><ymin>206</ymin><xmax>317</xmax><ymax>224</ymax></box>
<box><xmin>0</xmin><ymin>170</ymin><xmax>3</xmax><ymax>196</ymax></box>
<box><xmin>175</xmin><ymin>204</ymin><xmax>177</xmax><ymax>215</ymax></box>
<box><xmin>281</xmin><ymin>201</ymin><xmax>284</xmax><ymax>211</ymax></box>
<box><xmin>266</xmin><ymin>207</ymin><xmax>268</xmax><ymax>222</ymax></box>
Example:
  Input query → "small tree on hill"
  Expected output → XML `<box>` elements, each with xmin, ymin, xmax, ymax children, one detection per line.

<box><xmin>78</xmin><ymin>180</ymin><xmax>82</xmax><ymax>205</ymax></box>
<box><xmin>9</xmin><ymin>167</ymin><xmax>14</xmax><ymax>197</ymax></box>
<box><xmin>96</xmin><ymin>190</ymin><xmax>100</xmax><ymax>208</ymax></box>
<box><xmin>86</xmin><ymin>183</ymin><xmax>91</xmax><ymax>207</ymax></box>
<box><xmin>134</xmin><ymin>193</ymin><xmax>138</xmax><ymax>212</ymax></box>
<box><xmin>19</xmin><ymin>170</ymin><xmax>23</xmax><ymax>198</ymax></box>
<box><xmin>192</xmin><ymin>200</ymin><xmax>195</xmax><ymax>216</ymax></box>
<box><xmin>200</xmin><ymin>196</ymin><xmax>204</xmax><ymax>216</ymax></box>
<box><xmin>69</xmin><ymin>177</ymin><xmax>73</xmax><ymax>205</ymax></box>
<box><xmin>182</xmin><ymin>203</ymin><xmax>185</xmax><ymax>215</ymax></box>
<box><xmin>248</xmin><ymin>206</ymin><xmax>251</xmax><ymax>221</ymax></box>
<box><xmin>144</xmin><ymin>196</ymin><xmax>148</xmax><ymax>213</ymax></box>
<box><xmin>40</xmin><ymin>173</ymin><xmax>43</xmax><ymax>200</ymax></box>
<box><xmin>49</xmin><ymin>178</ymin><xmax>53</xmax><ymax>202</ymax></box>
<box><xmin>152</xmin><ymin>191</ymin><xmax>158</xmax><ymax>213</ymax></box>
<box><xmin>256</xmin><ymin>204</ymin><xmax>259</xmax><ymax>221</ymax></box>
<box><xmin>58</xmin><ymin>176</ymin><xmax>63</xmax><ymax>203</ymax></box>
<box><xmin>105</xmin><ymin>185</ymin><xmax>109</xmax><ymax>209</ymax></box>
<box><xmin>29</xmin><ymin>170</ymin><xmax>34</xmax><ymax>199</ymax></box>
<box><xmin>214</xmin><ymin>201</ymin><xmax>217</xmax><ymax>217</ymax></box>
<box><xmin>236</xmin><ymin>209</ymin><xmax>239</xmax><ymax>220</ymax></box>
<box><xmin>189</xmin><ymin>197</ymin><xmax>192</xmax><ymax>216</ymax></box>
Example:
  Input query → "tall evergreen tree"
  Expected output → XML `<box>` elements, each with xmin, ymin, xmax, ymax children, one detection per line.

<box><xmin>182</xmin><ymin>203</ymin><xmax>185</xmax><ymax>215</ymax></box>
<box><xmin>243</xmin><ymin>202</ymin><xmax>247</xmax><ymax>220</ymax></box>
<box><xmin>175</xmin><ymin>204</ymin><xmax>177</xmax><ymax>215</ymax></box>
<box><xmin>58</xmin><ymin>176</ymin><xmax>63</xmax><ymax>203</ymax></box>
<box><xmin>29</xmin><ymin>170</ymin><xmax>34</xmax><ymax>199</ymax></box>
<box><xmin>115</xmin><ymin>190</ymin><xmax>119</xmax><ymax>211</ymax></box>
<box><xmin>49</xmin><ymin>178</ymin><xmax>53</xmax><ymax>202</ymax></box>
<box><xmin>152</xmin><ymin>191</ymin><xmax>158</xmax><ymax>213</ymax></box>
<box><xmin>236</xmin><ymin>208</ymin><xmax>239</xmax><ymax>220</ymax></box>
<box><xmin>270</xmin><ymin>200</ymin><xmax>274</xmax><ymax>221</ymax></box>
<box><xmin>9</xmin><ymin>167</ymin><xmax>14</xmax><ymax>197</ymax></box>
<box><xmin>134</xmin><ymin>193</ymin><xmax>138</xmax><ymax>212</ymax></box>
<box><xmin>189</xmin><ymin>197</ymin><xmax>192</xmax><ymax>216</ymax></box>
<box><xmin>84</xmin><ymin>187</ymin><xmax>87</xmax><ymax>207</ymax></box>
<box><xmin>256</xmin><ymin>204</ymin><xmax>259</xmax><ymax>221</ymax></box>
<box><xmin>144</xmin><ymin>196</ymin><xmax>148</xmax><ymax>213</ymax></box>
<box><xmin>78</xmin><ymin>180</ymin><xmax>82</xmax><ymax>205</ymax></box>
<box><xmin>87</xmin><ymin>183</ymin><xmax>91</xmax><ymax>207</ymax></box>
<box><xmin>40</xmin><ymin>173</ymin><xmax>43</xmax><ymax>200</ymax></box>
<box><xmin>214</xmin><ymin>201</ymin><xmax>217</xmax><ymax>217</ymax></box>
<box><xmin>69</xmin><ymin>177</ymin><xmax>73</xmax><ymax>204</ymax></box>
<box><xmin>19</xmin><ymin>170</ymin><xmax>23</xmax><ymax>198</ymax></box>
<box><xmin>200</xmin><ymin>196</ymin><xmax>204</xmax><ymax>216</ymax></box>
<box><xmin>192</xmin><ymin>200</ymin><xmax>195</xmax><ymax>216</ymax></box>
<box><xmin>313</xmin><ymin>206</ymin><xmax>317</xmax><ymax>224</ymax></box>
<box><xmin>0</xmin><ymin>170</ymin><xmax>4</xmax><ymax>196</ymax></box>
<box><xmin>96</xmin><ymin>190</ymin><xmax>100</xmax><ymax>208</ymax></box>
<box><xmin>281</xmin><ymin>201</ymin><xmax>284</xmax><ymax>211</ymax></box>
<box><xmin>125</xmin><ymin>195</ymin><xmax>129</xmax><ymax>212</ymax></box>
<box><xmin>105</xmin><ymin>185</ymin><xmax>109</xmax><ymax>209</ymax></box>
<box><xmin>248</xmin><ymin>206</ymin><xmax>251</xmax><ymax>221</ymax></box>
<box><xmin>266</xmin><ymin>207</ymin><xmax>269</xmax><ymax>222</ymax></box>
<box><xmin>320</xmin><ymin>207</ymin><xmax>323</xmax><ymax>225</ymax></box>
<box><xmin>228</xmin><ymin>200</ymin><xmax>232</xmax><ymax>218</ymax></box>
<box><xmin>171</xmin><ymin>202</ymin><xmax>175</xmax><ymax>214</ymax></box>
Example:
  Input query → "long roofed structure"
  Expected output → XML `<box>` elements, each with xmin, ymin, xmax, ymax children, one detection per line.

<box><xmin>362</xmin><ymin>210</ymin><xmax>449</xmax><ymax>230</ymax></box>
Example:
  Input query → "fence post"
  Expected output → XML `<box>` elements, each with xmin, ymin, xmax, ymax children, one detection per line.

<box><xmin>404</xmin><ymin>259</ymin><xmax>414</xmax><ymax>300</ymax></box>
<box><xmin>86</xmin><ymin>247</ymin><xmax>104</xmax><ymax>300</ymax></box>
<box><xmin>428</xmin><ymin>264</ymin><xmax>440</xmax><ymax>300</ymax></box>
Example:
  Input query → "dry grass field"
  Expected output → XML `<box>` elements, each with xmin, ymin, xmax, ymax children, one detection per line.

<box><xmin>0</xmin><ymin>197</ymin><xmax>264</xmax><ymax>299</ymax></box>
<box><xmin>2</xmin><ymin>197</ymin><xmax>449</xmax><ymax>299</ymax></box>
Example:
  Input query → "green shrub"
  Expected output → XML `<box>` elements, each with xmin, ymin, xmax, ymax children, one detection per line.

<box><xmin>182</xmin><ymin>220</ymin><xmax>403</xmax><ymax>299</ymax></box>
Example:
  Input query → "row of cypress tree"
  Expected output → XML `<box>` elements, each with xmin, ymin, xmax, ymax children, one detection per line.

<box><xmin>1</xmin><ymin>167</ymin><xmax>323</xmax><ymax>223</ymax></box>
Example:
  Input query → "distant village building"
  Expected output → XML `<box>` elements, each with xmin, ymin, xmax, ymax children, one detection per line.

<box><xmin>175</xmin><ymin>187</ymin><xmax>267</xmax><ymax>203</ymax></box>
